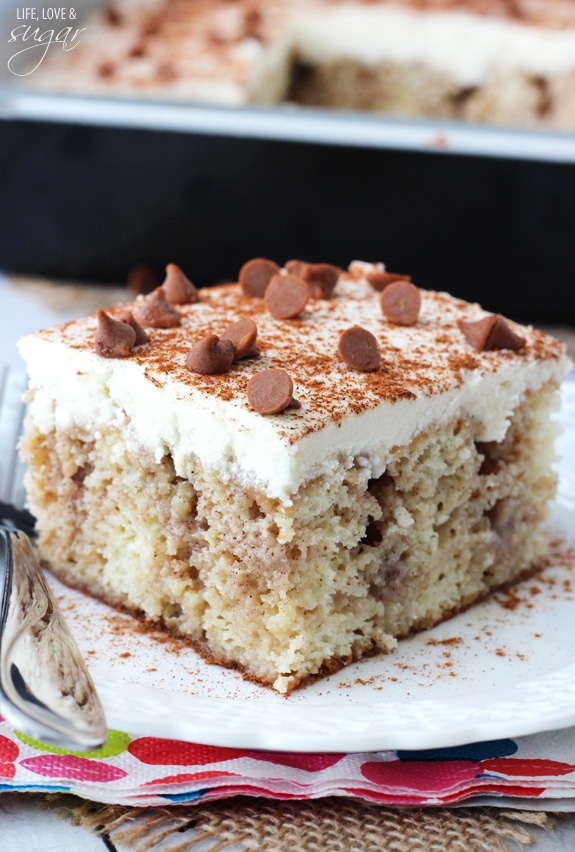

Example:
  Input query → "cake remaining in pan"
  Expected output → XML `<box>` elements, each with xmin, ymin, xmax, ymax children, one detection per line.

<box><xmin>20</xmin><ymin>0</ymin><xmax>575</xmax><ymax>130</ymax></box>
<box><xmin>249</xmin><ymin>4</ymin><xmax>575</xmax><ymax>131</ymax></box>
<box><xmin>18</xmin><ymin>260</ymin><xmax>571</xmax><ymax>692</ymax></box>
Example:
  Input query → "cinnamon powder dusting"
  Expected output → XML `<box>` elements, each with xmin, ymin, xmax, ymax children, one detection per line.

<box><xmin>32</xmin><ymin>265</ymin><xmax>567</xmax><ymax>444</ymax></box>
<box><xmin>425</xmin><ymin>636</ymin><xmax>463</xmax><ymax>647</ymax></box>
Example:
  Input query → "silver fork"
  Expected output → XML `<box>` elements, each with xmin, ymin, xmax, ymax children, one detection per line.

<box><xmin>0</xmin><ymin>367</ymin><xmax>107</xmax><ymax>751</ymax></box>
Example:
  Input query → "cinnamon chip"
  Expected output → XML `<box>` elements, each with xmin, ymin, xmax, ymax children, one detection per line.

<box><xmin>118</xmin><ymin>311</ymin><xmax>149</xmax><ymax>346</ymax></box>
<box><xmin>242</xmin><ymin>5</ymin><xmax>263</xmax><ymax>39</ymax></box>
<box><xmin>156</xmin><ymin>62</ymin><xmax>177</xmax><ymax>82</ymax></box>
<box><xmin>97</xmin><ymin>61</ymin><xmax>115</xmax><ymax>79</ymax></box>
<box><xmin>247</xmin><ymin>369</ymin><xmax>294</xmax><ymax>414</ymax></box>
<box><xmin>141</xmin><ymin>14</ymin><xmax>160</xmax><ymax>36</ymax></box>
<box><xmin>185</xmin><ymin>334</ymin><xmax>235</xmax><ymax>375</ymax></box>
<box><xmin>128</xmin><ymin>42</ymin><xmax>147</xmax><ymax>58</ymax></box>
<box><xmin>127</xmin><ymin>264</ymin><xmax>159</xmax><ymax>297</ymax></box>
<box><xmin>239</xmin><ymin>258</ymin><xmax>280</xmax><ymax>297</ymax></box>
<box><xmin>265</xmin><ymin>274</ymin><xmax>308</xmax><ymax>319</ymax></box>
<box><xmin>103</xmin><ymin>4</ymin><xmax>122</xmax><ymax>26</ymax></box>
<box><xmin>338</xmin><ymin>326</ymin><xmax>380</xmax><ymax>372</ymax></box>
<box><xmin>303</xmin><ymin>263</ymin><xmax>341</xmax><ymax>299</ymax></box>
<box><xmin>284</xmin><ymin>259</ymin><xmax>309</xmax><ymax>278</ymax></box>
<box><xmin>133</xmin><ymin>287</ymin><xmax>181</xmax><ymax>328</ymax></box>
<box><xmin>94</xmin><ymin>309</ymin><xmax>136</xmax><ymax>358</ymax></box>
<box><xmin>458</xmin><ymin>314</ymin><xmax>526</xmax><ymax>351</ymax></box>
<box><xmin>367</xmin><ymin>271</ymin><xmax>411</xmax><ymax>292</ymax></box>
<box><xmin>162</xmin><ymin>263</ymin><xmax>199</xmax><ymax>304</ymax></box>
<box><xmin>221</xmin><ymin>318</ymin><xmax>259</xmax><ymax>361</ymax></box>
<box><xmin>380</xmin><ymin>280</ymin><xmax>421</xmax><ymax>326</ymax></box>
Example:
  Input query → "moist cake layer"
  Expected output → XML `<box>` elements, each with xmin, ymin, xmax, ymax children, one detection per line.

<box><xmin>18</xmin><ymin>261</ymin><xmax>572</xmax><ymax>692</ymax></box>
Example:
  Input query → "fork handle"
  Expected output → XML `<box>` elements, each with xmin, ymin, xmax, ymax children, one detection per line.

<box><xmin>0</xmin><ymin>528</ymin><xmax>107</xmax><ymax>751</ymax></box>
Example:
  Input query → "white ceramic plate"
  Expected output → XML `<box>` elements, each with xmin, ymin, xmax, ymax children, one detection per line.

<box><xmin>48</xmin><ymin>379</ymin><xmax>575</xmax><ymax>754</ymax></box>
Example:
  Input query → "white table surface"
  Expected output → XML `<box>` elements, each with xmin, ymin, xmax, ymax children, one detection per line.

<box><xmin>2</xmin><ymin>272</ymin><xmax>575</xmax><ymax>850</ymax></box>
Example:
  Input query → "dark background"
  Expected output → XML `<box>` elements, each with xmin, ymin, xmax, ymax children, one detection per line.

<box><xmin>1</xmin><ymin>117</ymin><xmax>574</xmax><ymax>324</ymax></box>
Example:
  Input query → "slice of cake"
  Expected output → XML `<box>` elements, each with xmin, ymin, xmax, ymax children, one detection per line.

<box><xmin>18</xmin><ymin>260</ymin><xmax>571</xmax><ymax>693</ymax></box>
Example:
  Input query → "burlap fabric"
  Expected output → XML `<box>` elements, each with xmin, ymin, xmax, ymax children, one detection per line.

<box><xmin>44</xmin><ymin>794</ymin><xmax>558</xmax><ymax>852</ymax></box>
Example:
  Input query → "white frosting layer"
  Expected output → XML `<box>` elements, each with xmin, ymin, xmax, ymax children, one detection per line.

<box><xmin>253</xmin><ymin>6</ymin><xmax>575</xmax><ymax>93</ymax></box>
<box><xmin>18</xmin><ymin>273</ymin><xmax>571</xmax><ymax>503</ymax></box>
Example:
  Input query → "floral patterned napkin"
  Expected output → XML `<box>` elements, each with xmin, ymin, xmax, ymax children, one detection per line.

<box><xmin>3</xmin><ymin>718</ymin><xmax>575</xmax><ymax>809</ymax></box>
